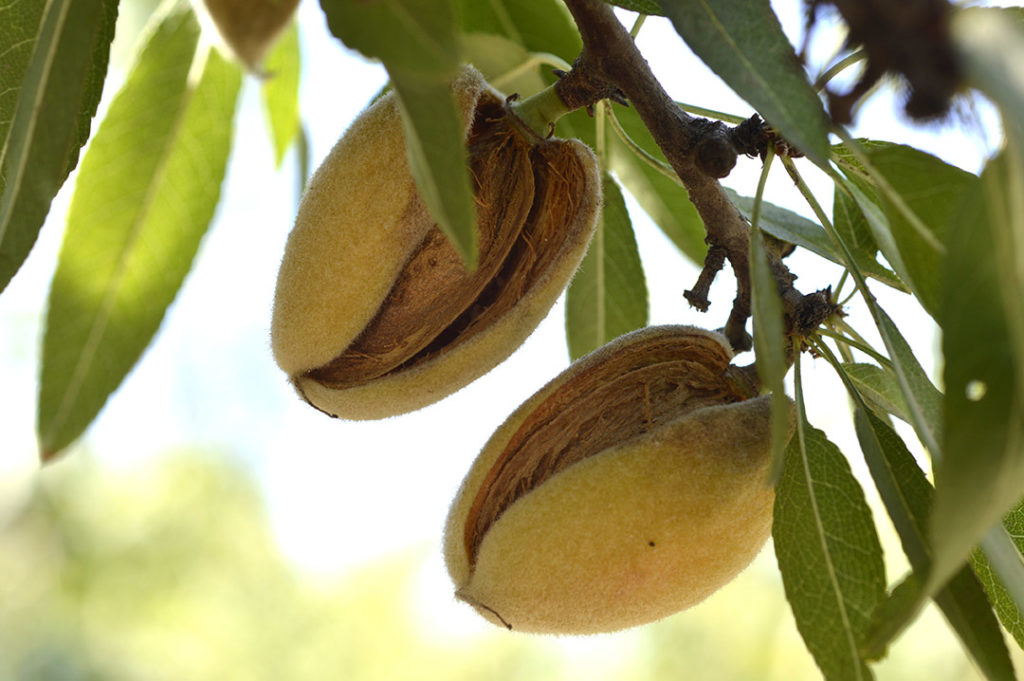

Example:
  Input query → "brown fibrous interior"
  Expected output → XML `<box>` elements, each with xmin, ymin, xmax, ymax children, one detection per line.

<box><xmin>306</xmin><ymin>97</ymin><xmax>589</xmax><ymax>388</ymax></box>
<box><xmin>462</xmin><ymin>332</ymin><xmax>744</xmax><ymax>567</ymax></box>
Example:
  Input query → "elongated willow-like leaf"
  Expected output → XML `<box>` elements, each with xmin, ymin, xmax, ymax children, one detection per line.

<box><xmin>461</xmin><ymin>33</ymin><xmax>547</xmax><ymax>98</ymax></box>
<box><xmin>261</xmin><ymin>21</ymin><xmax>301</xmax><ymax>168</ymax></box>
<box><xmin>952</xmin><ymin>9</ymin><xmax>1024</xmax><ymax>646</ymax></box>
<box><xmin>834</xmin><ymin>141</ymin><xmax>978</xmax><ymax>319</ymax></box>
<box><xmin>872</xmin><ymin>306</ymin><xmax>943</xmax><ymax>458</ymax></box>
<box><xmin>0</xmin><ymin>0</ymin><xmax>117</xmax><ymax>294</ymax></box>
<box><xmin>864</xmin><ymin>149</ymin><xmax>1024</xmax><ymax>660</ymax></box>
<box><xmin>852</xmin><ymin>406</ymin><xmax>1015</xmax><ymax>681</ymax></box>
<box><xmin>657</xmin><ymin>0</ymin><xmax>830</xmax><ymax>166</ymax></box>
<box><xmin>38</xmin><ymin>9</ymin><xmax>242</xmax><ymax>459</ymax></box>
<box><xmin>320</xmin><ymin>0</ymin><xmax>477</xmax><ymax>267</ymax></box>
<box><xmin>932</xmin><ymin>149</ymin><xmax>1024</xmax><ymax>611</ymax></box>
<box><xmin>728</xmin><ymin>188</ymin><xmax>905</xmax><ymax>291</ymax></box>
<box><xmin>748</xmin><ymin>155</ymin><xmax>788</xmax><ymax>480</ymax></box>
<box><xmin>774</xmin><ymin>409</ymin><xmax>886</xmax><ymax>681</ymax></box>
<box><xmin>832</xmin><ymin>187</ymin><xmax>903</xmax><ymax>291</ymax></box>
<box><xmin>867</xmin><ymin>145</ymin><xmax>977</xmax><ymax>319</ymax></box>
<box><xmin>972</xmin><ymin>500</ymin><xmax>1024</xmax><ymax>649</ymax></box>
<box><xmin>566</xmin><ymin>174</ymin><xmax>647</xmax><ymax>360</ymax></box>
<box><xmin>842</xmin><ymin>363</ymin><xmax>910</xmax><ymax>425</ymax></box>
<box><xmin>0</xmin><ymin>0</ymin><xmax>46</xmax><ymax>158</ymax></box>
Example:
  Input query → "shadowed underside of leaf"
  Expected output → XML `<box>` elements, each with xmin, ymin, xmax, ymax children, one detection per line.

<box><xmin>37</xmin><ymin>8</ymin><xmax>242</xmax><ymax>459</ymax></box>
<box><xmin>565</xmin><ymin>174</ymin><xmax>647</xmax><ymax>360</ymax></box>
<box><xmin>933</xmin><ymin>149</ymin><xmax>1024</xmax><ymax>610</ymax></box>
<box><xmin>863</xmin><ymin>148</ymin><xmax>1024</xmax><ymax>662</ymax></box>
<box><xmin>865</xmin><ymin>144</ymin><xmax>977</xmax><ymax>319</ymax></box>
<box><xmin>0</xmin><ymin>0</ymin><xmax>117</xmax><ymax>294</ymax></box>
<box><xmin>851</xmin><ymin>407</ymin><xmax>1015</xmax><ymax>681</ymax></box>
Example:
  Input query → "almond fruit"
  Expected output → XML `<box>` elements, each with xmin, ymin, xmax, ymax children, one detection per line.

<box><xmin>271</xmin><ymin>66</ymin><xmax>600</xmax><ymax>419</ymax></box>
<box><xmin>201</xmin><ymin>0</ymin><xmax>299</xmax><ymax>69</ymax></box>
<box><xmin>444</xmin><ymin>325</ymin><xmax>786</xmax><ymax>634</ymax></box>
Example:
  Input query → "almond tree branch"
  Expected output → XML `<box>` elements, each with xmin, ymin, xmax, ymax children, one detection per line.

<box><xmin>556</xmin><ymin>0</ymin><xmax>828</xmax><ymax>351</ymax></box>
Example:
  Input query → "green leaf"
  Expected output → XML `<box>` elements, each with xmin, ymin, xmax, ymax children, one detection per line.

<box><xmin>866</xmin><ymin>147</ymin><xmax>1024</xmax><ymax>660</ymax></box>
<box><xmin>461</xmin><ymin>33</ymin><xmax>547</xmax><ymax>97</ymax></box>
<box><xmin>0</xmin><ymin>0</ymin><xmax>46</xmax><ymax>151</ymax></box>
<box><xmin>832</xmin><ymin>180</ymin><xmax>878</xmax><ymax>264</ymax></box>
<box><xmin>750</xmin><ymin>229</ymin><xmax>789</xmax><ymax>479</ymax></box>
<box><xmin>972</xmin><ymin>500</ymin><xmax>1024</xmax><ymax>649</ymax></box>
<box><xmin>853</xmin><ymin>408</ymin><xmax>1015</xmax><ymax>681</ymax></box>
<box><xmin>390</xmin><ymin>71</ymin><xmax>478</xmax><ymax>267</ymax></box>
<box><xmin>748</xmin><ymin>156</ymin><xmax>789</xmax><ymax>480</ymax></box>
<box><xmin>728</xmin><ymin>189</ymin><xmax>835</xmax><ymax>255</ymax></box>
<box><xmin>933</xmin><ymin>148</ymin><xmax>1024</xmax><ymax>603</ymax></box>
<box><xmin>832</xmin><ymin>186</ymin><xmax>904</xmax><ymax>291</ymax></box>
<box><xmin>728</xmin><ymin>187</ymin><xmax>903</xmax><ymax>291</ymax></box>
<box><xmin>38</xmin><ymin>10</ymin><xmax>242</xmax><ymax>459</ymax></box>
<box><xmin>0</xmin><ymin>0</ymin><xmax>117</xmax><ymax>294</ymax></box>
<box><xmin>934</xmin><ymin>567</ymin><xmax>1016</xmax><ymax>680</ymax></box>
<box><xmin>773</xmin><ymin>420</ymin><xmax>886</xmax><ymax>681</ymax></box>
<box><xmin>854</xmin><ymin>409</ymin><xmax>932</xmax><ymax>571</ymax></box>
<box><xmin>864</xmin><ymin>573</ymin><xmax>922</xmax><ymax>660</ymax></box>
<box><xmin>833</xmin><ymin>142</ymin><xmax>925</xmax><ymax>299</ymax></box>
<box><xmin>872</xmin><ymin>306</ymin><xmax>943</xmax><ymax>457</ymax></box>
<box><xmin>261</xmin><ymin>21</ymin><xmax>301</xmax><ymax>167</ymax></box>
<box><xmin>867</xmin><ymin>145</ymin><xmax>978</xmax><ymax>318</ymax></box>
<box><xmin>842</xmin><ymin>363</ymin><xmax>911</xmax><ymax>425</ymax></box>
<box><xmin>606</xmin><ymin>104</ymin><xmax>706</xmax><ymax>263</ymax></box>
<box><xmin>454</xmin><ymin>0</ymin><xmax>580</xmax><ymax>66</ymax></box>
<box><xmin>656</xmin><ymin>0</ymin><xmax>830</xmax><ymax>166</ymax></box>
<box><xmin>605</xmin><ymin>0</ymin><xmax>663</xmax><ymax>16</ymax></box>
<box><xmin>827</xmin><ymin>266</ymin><xmax>943</xmax><ymax>474</ymax></box>
<box><xmin>565</xmin><ymin>174</ymin><xmax>648</xmax><ymax>360</ymax></box>
<box><xmin>320</xmin><ymin>0</ymin><xmax>477</xmax><ymax>266</ymax></box>
<box><xmin>951</xmin><ymin>17</ymin><xmax>1024</xmax><ymax>629</ymax></box>
<box><xmin>320</xmin><ymin>0</ymin><xmax>459</xmax><ymax>75</ymax></box>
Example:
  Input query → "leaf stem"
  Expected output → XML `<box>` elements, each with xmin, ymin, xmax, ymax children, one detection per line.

<box><xmin>676</xmin><ymin>102</ymin><xmax>745</xmax><ymax>125</ymax></box>
<box><xmin>629</xmin><ymin>13</ymin><xmax>647</xmax><ymax>37</ymax></box>
<box><xmin>490</xmin><ymin>52</ymin><xmax>572</xmax><ymax>91</ymax></box>
<box><xmin>816</xmin><ymin>328</ymin><xmax>893</xmax><ymax>368</ymax></box>
<box><xmin>814</xmin><ymin>49</ymin><xmax>867</xmax><ymax>91</ymax></box>
<box><xmin>604</xmin><ymin>104</ymin><xmax>680</xmax><ymax>184</ymax></box>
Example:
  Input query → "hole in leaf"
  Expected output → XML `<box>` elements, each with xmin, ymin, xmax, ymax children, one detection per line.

<box><xmin>965</xmin><ymin>380</ymin><xmax>987</xmax><ymax>402</ymax></box>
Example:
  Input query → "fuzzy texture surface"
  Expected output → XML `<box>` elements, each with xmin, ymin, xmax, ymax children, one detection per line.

<box><xmin>293</xmin><ymin>136</ymin><xmax>599</xmax><ymax>419</ymax></box>
<box><xmin>444</xmin><ymin>326</ymin><xmax>782</xmax><ymax>634</ymax></box>
<box><xmin>272</xmin><ymin>65</ymin><xmax>601</xmax><ymax>420</ymax></box>
<box><xmin>271</xmin><ymin>67</ymin><xmax>489</xmax><ymax>378</ymax></box>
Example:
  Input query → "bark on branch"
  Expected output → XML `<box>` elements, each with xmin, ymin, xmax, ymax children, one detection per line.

<box><xmin>556</xmin><ymin>0</ymin><xmax>829</xmax><ymax>352</ymax></box>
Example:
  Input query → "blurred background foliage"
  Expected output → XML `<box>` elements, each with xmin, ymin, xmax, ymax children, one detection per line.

<box><xmin>3</xmin><ymin>1</ymin><xmax>1023</xmax><ymax>679</ymax></box>
<box><xmin>1</xmin><ymin>449</ymin><xmax>1017</xmax><ymax>681</ymax></box>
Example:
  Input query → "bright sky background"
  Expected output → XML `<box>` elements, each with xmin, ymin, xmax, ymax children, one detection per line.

<box><xmin>0</xmin><ymin>0</ymin><xmax>1009</xmax><ymax>657</ymax></box>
